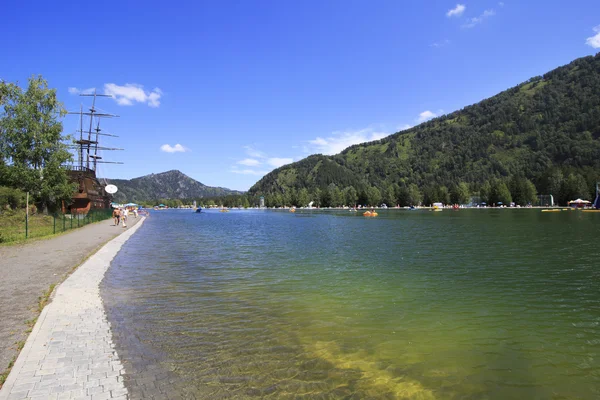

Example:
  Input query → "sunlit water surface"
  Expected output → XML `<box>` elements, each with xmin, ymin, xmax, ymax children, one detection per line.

<box><xmin>102</xmin><ymin>209</ymin><xmax>600</xmax><ymax>399</ymax></box>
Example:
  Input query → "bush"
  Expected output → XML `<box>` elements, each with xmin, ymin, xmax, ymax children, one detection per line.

<box><xmin>0</xmin><ymin>186</ymin><xmax>26</xmax><ymax>210</ymax></box>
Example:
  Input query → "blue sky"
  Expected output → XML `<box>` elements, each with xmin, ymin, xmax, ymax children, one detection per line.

<box><xmin>2</xmin><ymin>1</ymin><xmax>599</xmax><ymax>191</ymax></box>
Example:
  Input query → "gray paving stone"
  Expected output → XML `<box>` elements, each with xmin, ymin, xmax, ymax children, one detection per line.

<box><xmin>86</xmin><ymin>385</ymin><xmax>104</xmax><ymax>395</ymax></box>
<box><xmin>34</xmin><ymin>369</ymin><xmax>56</xmax><ymax>377</ymax></box>
<box><xmin>12</xmin><ymin>376</ymin><xmax>41</xmax><ymax>386</ymax></box>
<box><xmin>30</xmin><ymin>394</ymin><xmax>58</xmax><ymax>400</ymax></box>
<box><xmin>5</xmin><ymin>391</ymin><xmax>28</xmax><ymax>400</ymax></box>
<box><xmin>90</xmin><ymin>392</ymin><xmax>111</xmax><ymax>400</ymax></box>
<box><xmin>9</xmin><ymin>383</ymin><xmax>34</xmax><ymax>393</ymax></box>
<box><xmin>0</xmin><ymin>219</ymin><xmax>145</xmax><ymax>400</ymax></box>
<box><xmin>110</xmin><ymin>387</ymin><xmax>128</xmax><ymax>398</ymax></box>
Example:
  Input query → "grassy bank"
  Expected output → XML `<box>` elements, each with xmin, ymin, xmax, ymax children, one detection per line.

<box><xmin>0</xmin><ymin>209</ymin><xmax>113</xmax><ymax>244</ymax></box>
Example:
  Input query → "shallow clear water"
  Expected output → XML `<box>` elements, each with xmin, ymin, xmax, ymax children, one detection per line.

<box><xmin>102</xmin><ymin>209</ymin><xmax>600</xmax><ymax>399</ymax></box>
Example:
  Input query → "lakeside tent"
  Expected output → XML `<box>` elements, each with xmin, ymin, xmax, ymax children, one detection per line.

<box><xmin>568</xmin><ymin>198</ymin><xmax>590</xmax><ymax>208</ymax></box>
<box><xmin>569</xmin><ymin>198</ymin><xmax>590</xmax><ymax>204</ymax></box>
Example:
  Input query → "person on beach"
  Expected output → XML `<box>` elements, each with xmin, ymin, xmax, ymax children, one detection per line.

<box><xmin>122</xmin><ymin>209</ymin><xmax>127</xmax><ymax>228</ymax></box>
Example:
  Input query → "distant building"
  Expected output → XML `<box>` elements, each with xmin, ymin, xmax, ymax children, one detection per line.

<box><xmin>259</xmin><ymin>196</ymin><xmax>265</xmax><ymax>208</ymax></box>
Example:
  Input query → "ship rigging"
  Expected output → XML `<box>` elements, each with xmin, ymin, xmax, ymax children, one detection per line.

<box><xmin>64</xmin><ymin>91</ymin><xmax>123</xmax><ymax>213</ymax></box>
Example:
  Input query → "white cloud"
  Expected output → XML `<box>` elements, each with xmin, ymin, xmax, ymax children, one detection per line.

<box><xmin>310</xmin><ymin>137</ymin><xmax>328</xmax><ymax>146</ymax></box>
<box><xmin>104</xmin><ymin>83</ymin><xmax>163</xmax><ymax>107</ymax></box>
<box><xmin>233</xmin><ymin>147</ymin><xmax>293</xmax><ymax>174</ymax></box>
<box><xmin>238</xmin><ymin>158</ymin><xmax>261</xmax><ymax>166</ymax></box>
<box><xmin>498</xmin><ymin>2</ymin><xmax>504</xmax><ymax>7</ymax></box>
<box><xmin>417</xmin><ymin>110</ymin><xmax>437</xmax><ymax>122</ymax></box>
<box><xmin>243</xmin><ymin>145</ymin><xmax>267</xmax><ymax>159</ymax></box>
<box><xmin>267</xmin><ymin>158</ymin><xmax>294</xmax><ymax>168</ymax></box>
<box><xmin>68</xmin><ymin>87</ymin><xmax>95</xmax><ymax>95</ymax></box>
<box><xmin>430</xmin><ymin>39</ymin><xmax>450</xmax><ymax>48</ymax></box>
<box><xmin>447</xmin><ymin>4</ymin><xmax>466</xmax><ymax>17</ymax></box>
<box><xmin>160</xmin><ymin>144</ymin><xmax>188</xmax><ymax>153</ymax></box>
<box><xmin>231</xmin><ymin>168</ymin><xmax>268</xmax><ymax>175</ymax></box>
<box><xmin>462</xmin><ymin>9</ymin><xmax>496</xmax><ymax>28</ymax></box>
<box><xmin>398</xmin><ymin>124</ymin><xmax>413</xmax><ymax>131</ymax></box>
<box><xmin>307</xmin><ymin>127</ymin><xmax>390</xmax><ymax>155</ymax></box>
<box><xmin>586</xmin><ymin>25</ymin><xmax>600</xmax><ymax>49</ymax></box>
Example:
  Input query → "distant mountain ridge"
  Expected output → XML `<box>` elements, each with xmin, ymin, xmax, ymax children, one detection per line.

<box><xmin>107</xmin><ymin>170</ymin><xmax>243</xmax><ymax>203</ymax></box>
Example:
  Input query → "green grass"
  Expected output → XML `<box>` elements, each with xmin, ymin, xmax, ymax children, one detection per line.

<box><xmin>520</xmin><ymin>79</ymin><xmax>549</xmax><ymax>96</ymax></box>
<box><xmin>0</xmin><ymin>209</ymin><xmax>113</xmax><ymax>244</ymax></box>
<box><xmin>0</xmin><ymin>210</ymin><xmax>54</xmax><ymax>242</ymax></box>
<box><xmin>38</xmin><ymin>284</ymin><xmax>56</xmax><ymax>312</ymax></box>
<box><xmin>0</xmin><ymin>358</ymin><xmax>13</xmax><ymax>388</ymax></box>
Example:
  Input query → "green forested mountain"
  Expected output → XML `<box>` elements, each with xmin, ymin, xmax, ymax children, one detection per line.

<box><xmin>107</xmin><ymin>170</ymin><xmax>242</xmax><ymax>203</ymax></box>
<box><xmin>249</xmin><ymin>53</ymin><xmax>600</xmax><ymax>207</ymax></box>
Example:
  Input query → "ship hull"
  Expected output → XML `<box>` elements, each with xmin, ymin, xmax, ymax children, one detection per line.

<box><xmin>64</xmin><ymin>168</ymin><xmax>111</xmax><ymax>214</ymax></box>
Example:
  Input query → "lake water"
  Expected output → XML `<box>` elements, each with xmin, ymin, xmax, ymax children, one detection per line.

<box><xmin>101</xmin><ymin>209</ymin><xmax>600</xmax><ymax>399</ymax></box>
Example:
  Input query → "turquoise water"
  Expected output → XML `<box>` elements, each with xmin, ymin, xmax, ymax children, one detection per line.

<box><xmin>102</xmin><ymin>209</ymin><xmax>600</xmax><ymax>399</ymax></box>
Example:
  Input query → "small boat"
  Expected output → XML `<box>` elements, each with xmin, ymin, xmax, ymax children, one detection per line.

<box><xmin>363</xmin><ymin>210</ymin><xmax>378</xmax><ymax>217</ymax></box>
<box><xmin>290</xmin><ymin>207</ymin><xmax>296</xmax><ymax>213</ymax></box>
<box><xmin>541</xmin><ymin>209</ymin><xmax>561</xmax><ymax>212</ymax></box>
<box><xmin>195</xmin><ymin>207</ymin><xmax>202</xmax><ymax>213</ymax></box>
<box><xmin>220</xmin><ymin>209</ymin><xmax>229</xmax><ymax>213</ymax></box>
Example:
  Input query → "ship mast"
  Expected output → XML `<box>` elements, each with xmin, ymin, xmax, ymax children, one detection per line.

<box><xmin>78</xmin><ymin>104</ymin><xmax>83</xmax><ymax>168</ymax></box>
<box><xmin>68</xmin><ymin>90</ymin><xmax>123</xmax><ymax>172</ymax></box>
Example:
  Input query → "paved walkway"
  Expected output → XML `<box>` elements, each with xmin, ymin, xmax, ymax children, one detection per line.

<box><xmin>0</xmin><ymin>216</ymin><xmax>142</xmax><ymax>373</ymax></box>
<box><xmin>0</xmin><ymin>216</ymin><xmax>145</xmax><ymax>399</ymax></box>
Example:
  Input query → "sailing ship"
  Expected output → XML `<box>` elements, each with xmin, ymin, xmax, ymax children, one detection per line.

<box><xmin>64</xmin><ymin>91</ymin><xmax>123</xmax><ymax>214</ymax></box>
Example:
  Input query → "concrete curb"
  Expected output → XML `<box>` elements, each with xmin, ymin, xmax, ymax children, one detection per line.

<box><xmin>0</xmin><ymin>217</ymin><xmax>146</xmax><ymax>400</ymax></box>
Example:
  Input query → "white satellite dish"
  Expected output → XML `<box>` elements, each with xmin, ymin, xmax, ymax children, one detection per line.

<box><xmin>105</xmin><ymin>184</ymin><xmax>118</xmax><ymax>194</ymax></box>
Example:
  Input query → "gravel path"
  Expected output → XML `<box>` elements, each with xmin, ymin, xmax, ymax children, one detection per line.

<box><xmin>0</xmin><ymin>215</ymin><xmax>142</xmax><ymax>379</ymax></box>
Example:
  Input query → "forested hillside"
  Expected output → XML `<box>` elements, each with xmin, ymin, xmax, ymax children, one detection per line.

<box><xmin>107</xmin><ymin>170</ymin><xmax>242</xmax><ymax>203</ymax></box>
<box><xmin>249</xmin><ymin>53</ymin><xmax>600</xmax><ymax>207</ymax></box>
